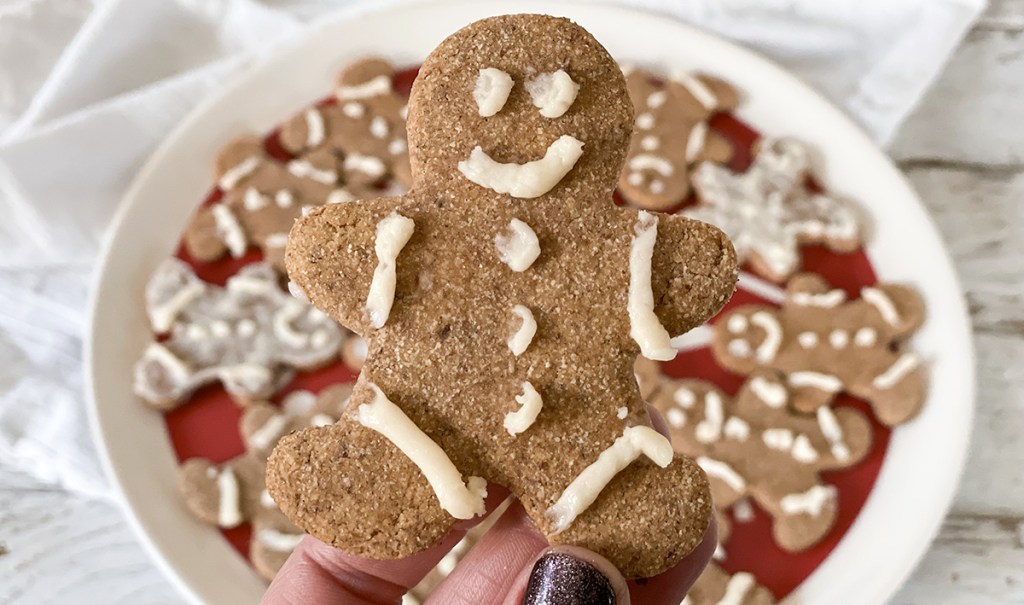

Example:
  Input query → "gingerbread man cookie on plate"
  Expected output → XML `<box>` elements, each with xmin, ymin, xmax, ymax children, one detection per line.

<box><xmin>267</xmin><ymin>14</ymin><xmax>738</xmax><ymax>578</ymax></box>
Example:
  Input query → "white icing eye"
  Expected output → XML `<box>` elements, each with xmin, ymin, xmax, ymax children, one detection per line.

<box><xmin>526</xmin><ymin>69</ymin><xmax>579</xmax><ymax>118</ymax></box>
<box><xmin>474</xmin><ymin>68</ymin><xmax>514</xmax><ymax>117</ymax></box>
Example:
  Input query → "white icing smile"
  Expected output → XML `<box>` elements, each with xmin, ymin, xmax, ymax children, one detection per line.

<box><xmin>458</xmin><ymin>135</ymin><xmax>584</xmax><ymax>199</ymax></box>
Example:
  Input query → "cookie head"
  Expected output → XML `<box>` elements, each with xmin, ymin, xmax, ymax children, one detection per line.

<box><xmin>713</xmin><ymin>307</ymin><xmax>783</xmax><ymax>372</ymax></box>
<box><xmin>407</xmin><ymin>15</ymin><xmax>634</xmax><ymax>200</ymax></box>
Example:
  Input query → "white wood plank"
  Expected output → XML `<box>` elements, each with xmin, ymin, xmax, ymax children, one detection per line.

<box><xmin>890</xmin><ymin>26</ymin><xmax>1024</xmax><ymax>166</ymax></box>
<box><xmin>894</xmin><ymin>513</ymin><xmax>1024</xmax><ymax>604</ymax></box>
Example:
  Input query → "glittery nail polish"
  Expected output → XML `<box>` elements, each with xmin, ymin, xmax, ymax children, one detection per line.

<box><xmin>521</xmin><ymin>552</ymin><xmax>616</xmax><ymax>605</ymax></box>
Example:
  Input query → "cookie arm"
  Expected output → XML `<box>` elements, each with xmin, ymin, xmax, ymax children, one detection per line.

<box><xmin>285</xmin><ymin>196</ymin><xmax>406</xmax><ymax>335</ymax></box>
<box><xmin>650</xmin><ymin>214</ymin><xmax>738</xmax><ymax>337</ymax></box>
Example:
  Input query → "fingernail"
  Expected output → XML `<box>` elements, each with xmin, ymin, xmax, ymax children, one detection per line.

<box><xmin>521</xmin><ymin>552</ymin><xmax>616</xmax><ymax>605</ymax></box>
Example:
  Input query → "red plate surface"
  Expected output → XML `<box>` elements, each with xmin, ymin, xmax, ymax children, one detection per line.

<box><xmin>163</xmin><ymin>66</ymin><xmax>888</xmax><ymax>599</ymax></box>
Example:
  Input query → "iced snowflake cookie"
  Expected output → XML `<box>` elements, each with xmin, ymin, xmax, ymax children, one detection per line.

<box><xmin>618</xmin><ymin>66</ymin><xmax>738</xmax><ymax>211</ymax></box>
<box><xmin>687</xmin><ymin>137</ymin><xmax>863</xmax><ymax>282</ymax></box>
<box><xmin>266</xmin><ymin>15</ymin><xmax>738</xmax><ymax>578</ymax></box>
<box><xmin>133</xmin><ymin>259</ymin><xmax>344</xmax><ymax>409</ymax></box>
<box><xmin>280</xmin><ymin>57</ymin><xmax>413</xmax><ymax>189</ymax></box>
<box><xmin>182</xmin><ymin>136</ymin><xmax>379</xmax><ymax>270</ymax></box>
<box><xmin>650</xmin><ymin>371</ymin><xmax>872</xmax><ymax>551</ymax></box>
<box><xmin>177</xmin><ymin>386</ymin><xmax>350</xmax><ymax>580</ymax></box>
<box><xmin>712</xmin><ymin>273</ymin><xmax>926</xmax><ymax>426</ymax></box>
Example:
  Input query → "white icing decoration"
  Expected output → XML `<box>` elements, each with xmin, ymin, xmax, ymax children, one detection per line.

<box><xmin>830</xmin><ymin>329</ymin><xmax>849</xmax><ymax>349</ymax></box>
<box><xmin>184</xmin><ymin>324</ymin><xmax>207</xmax><ymax>340</ymax></box>
<box><xmin>342</xmin><ymin>102</ymin><xmax>365</xmax><ymax>118</ymax></box>
<box><xmin>507</xmin><ymin>305</ymin><xmax>537</xmax><ymax>356</ymax></box>
<box><xmin>649</xmin><ymin>179</ymin><xmax>665</xmax><ymax>194</ymax></box>
<box><xmin>344</xmin><ymin>153</ymin><xmax>387</xmax><ymax>179</ymax></box>
<box><xmin>243</xmin><ymin>188</ymin><xmax>268</xmax><ymax>211</ymax></box>
<box><xmin>855</xmin><ymin>327</ymin><xmax>877</xmax><ymax>347</ymax></box>
<box><xmin>304</xmin><ymin>108</ymin><xmax>325</xmax><ymax>148</ymax></box>
<box><xmin>861</xmin><ymin>287</ymin><xmax>901</xmax><ymax>326</ymax></box>
<box><xmin>626</xmin><ymin>172</ymin><xmax>643</xmax><ymax>186</ymax></box>
<box><xmin>150</xmin><ymin>281</ymin><xmax>204</xmax><ymax>333</ymax></box>
<box><xmin>791</xmin><ymin>289</ymin><xmax>846</xmax><ymax>307</ymax></box>
<box><xmin>647</xmin><ymin>91</ymin><xmax>667</xmax><ymax>108</ymax></box>
<box><xmin>724</xmin><ymin>417</ymin><xmax>750</xmax><ymax>441</ymax></box>
<box><xmin>356</xmin><ymin>383</ymin><xmax>486</xmax><ymax>519</ymax></box>
<box><xmin>370</xmin><ymin>116</ymin><xmax>389</xmax><ymax>139</ymax></box>
<box><xmin>672</xmin><ymin>71</ymin><xmax>717</xmax><ymax>110</ymax></box>
<box><xmin>695</xmin><ymin>391</ymin><xmax>724</xmax><ymax>443</ymax></box>
<box><xmin>365</xmin><ymin>212</ymin><xmax>415</xmax><ymax>329</ymax></box>
<box><xmin>288</xmin><ymin>159</ymin><xmax>337</xmax><ymax>185</ymax></box>
<box><xmin>674</xmin><ymin>387</ymin><xmax>696</xmax><ymax>408</ymax></box>
<box><xmin>212</xmin><ymin>204</ymin><xmax>247</xmax><ymax>258</ymax></box>
<box><xmin>780</xmin><ymin>485</ymin><xmax>836</xmax><ymax>517</ymax></box>
<box><xmin>258</xmin><ymin>529</ymin><xmax>305</xmax><ymax>551</ymax></box>
<box><xmin>817</xmin><ymin>407</ymin><xmax>850</xmax><ymax>462</ymax></box>
<box><xmin>685</xmin><ymin>122</ymin><xmax>707</xmax><ymax>163</ymax></box>
<box><xmin>797</xmin><ymin>331</ymin><xmax>819</xmax><ymax>348</ymax></box>
<box><xmin>733</xmin><ymin>499</ymin><xmax>755</xmax><ymax>522</ymax></box>
<box><xmin>788</xmin><ymin>371</ymin><xmax>843</xmax><ymax>392</ymax></box>
<box><xmin>473</xmin><ymin>68</ymin><xmax>514</xmax><ymax>117</ymax></box>
<box><xmin>718</xmin><ymin>573</ymin><xmax>756</xmax><ymax>605</ymax></box>
<box><xmin>217</xmin><ymin>468</ymin><xmax>242</xmax><ymax>528</ymax></box>
<box><xmin>276</xmin><ymin>190</ymin><xmax>295</xmax><ymax>208</ymax></box>
<box><xmin>750</xmin><ymin>311</ymin><xmax>782</xmax><ymax>363</ymax></box>
<box><xmin>727</xmin><ymin>315</ymin><xmax>748</xmax><ymax>334</ymax></box>
<box><xmin>525</xmin><ymin>69</ymin><xmax>580</xmax><ymax>118</ymax></box>
<box><xmin>697</xmin><ymin>456</ymin><xmax>746</xmax><ymax>492</ymax></box>
<box><xmin>337</xmin><ymin>74</ymin><xmax>392</xmax><ymax>99</ymax></box>
<box><xmin>635</xmin><ymin>113</ymin><xmax>655</xmax><ymax>129</ymax></box>
<box><xmin>264</xmin><ymin>233</ymin><xmax>289</xmax><ymax>249</ymax></box>
<box><xmin>274</xmin><ymin>301</ymin><xmax>311</xmax><ymax>348</ymax></box>
<box><xmin>791</xmin><ymin>434</ymin><xmax>819</xmax><ymax>463</ymax></box>
<box><xmin>873</xmin><ymin>353</ymin><xmax>920</xmax><ymax>389</ymax></box>
<box><xmin>218</xmin><ymin>156</ymin><xmax>260</xmax><ymax>191</ymax></box>
<box><xmin>546</xmin><ymin>426</ymin><xmax>672</xmax><ymax>534</ymax></box>
<box><xmin>388</xmin><ymin>139</ymin><xmax>407</xmax><ymax>155</ymax></box>
<box><xmin>260</xmin><ymin>489</ymin><xmax>276</xmax><ymax>508</ymax></box>
<box><xmin>327</xmin><ymin>189</ymin><xmax>355</xmax><ymax>205</ymax></box>
<box><xmin>248</xmin><ymin>413</ymin><xmax>290</xmax><ymax>451</ymax></box>
<box><xmin>503</xmin><ymin>381</ymin><xmax>543</xmax><ymax>435</ymax></box>
<box><xmin>628</xmin><ymin>211</ymin><xmax>676</xmax><ymax>361</ymax></box>
<box><xmin>629</xmin><ymin>154</ymin><xmax>674</xmax><ymax>176</ymax></box>
<box><xmin>763</xmin><ymin>428</ymin><xmax>794</xmax><ymax>451</ymax></box>
<box><xmin>495</xmin><ymin>219</ymin><xmax>541</xmax><ymax>272</ymax></box>
<box><xmin>437</xmin><ymin>552</ymin><xmax>459</xmax><ymax>576</ymax></box>
<box><xmin>727</xmin><ymin>339</ymin><xmax>752</xmax><ymax>358</ymax></box>
<box><xmin>749</xmin><ymin>375</ymin><xmax>787</xmax><ymax>408</ymax></box>
<box><xmin>640</xmin><ymin>135</ymin><xmax>659</xmax><ymax>151</ymax></box>
<box><xmin>210</xmin><ymin>320</ymin><xmax>230</xmax><ymax>338</ymax></box>
<box><xmin>617</xmin><ymin>406</ymin><xmax>628</xmax><ymax>420</ymax></box>
<box><xmin>666</xmin><ymin>408</ymin><xmax>686</xmax><ymax>428</ymax></box>
<box><xmin>458</xmin><ymin>135</ymin><xmax>584</xmax><ymax>199</ymax></box>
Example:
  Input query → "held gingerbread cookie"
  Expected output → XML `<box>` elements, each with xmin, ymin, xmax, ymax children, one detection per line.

<box><xmin>711</xmin><ymin>273</ymin><xmax>926</xmax><ymax>426</ymax></box>
<box><xmin>650</xmin><ymin>371</ymin><xmax>873</xmax><ymax>551</ymax></box>
<box><xmin>267</xmin><ymin>15</ymin><xmax>738</xmax><ymax>578</ymax></box>
<box><xmin>687</xmin><ymin>137</ymin><xmax>862</xmax><ymax>282</ymax></box>
<box><xmin>178</xmin><ymin>386</ymin><xmax>351</xmax><ymax>580</ymax></box>
<box><xmin>618</xmin><ymin>66</ymin><xmax>738</xmax><ymax>211</ymax></box>
<box><xmin>280</xmin><ymin>57</ymin><xmax>413</xmax><ymax>188</ymax></box>
<box><xmin>184</xmin><ymin>135</ymin><xmax>376</xmax><ymax>270</ymax></box>
<box><xmin>133</xmin><ymin>259</ymin><xmax>343</xmax><ymax>409</ymax></box>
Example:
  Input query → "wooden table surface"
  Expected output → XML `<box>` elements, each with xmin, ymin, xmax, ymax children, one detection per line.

<box><xmin>2</xmin><ymin>1</ymin><xmax>1022</xmax><ymax>602</ymax></box>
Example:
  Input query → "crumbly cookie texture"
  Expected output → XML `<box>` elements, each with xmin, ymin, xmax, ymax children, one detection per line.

<box><xmin>618</xmin><ymin>66</ymin><xmax>738</xmax><ymax>211</ymax></box>
<box><xmin>177</xmin><ymin>386</ymin><xmax>351</xmax><ymax>580</ymax></box>
<box><xmin>687</xmin><ymin>137</ymin><xmax>863</xmax><ymax>282</ymax></box>
<box><xmin>267</xmin><ymin>14</ymin><xmax>737</xmax><ymax>579</ymax></box>
<box><xmin>133</xmin><ymin>259</ymin><xmax>343</xmax><ymax>409</ymax></box>
<box><xmin>711</xmin><ymin>273</ymin><xmax>926</xmax><ymax>426</ymax></box>
<box><xmin>649</xmin><ymin>370</ymin><xmax>872</xmax><ymax>551</ymax></box>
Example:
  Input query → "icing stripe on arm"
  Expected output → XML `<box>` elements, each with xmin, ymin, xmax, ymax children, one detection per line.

<box><xmin>365</xmin><ymin>212</ymin><xmax>415</xmax><ymax>329</ymax></box>
<box><xmin>356</xmin><ymin>383</ymin><xmax>486</xmax><ymax>519</ymax></box>
<box><xmin>545</xmin><ymin>426</ymin><xmax>673</xmax><ymax>534</ymax></box>
<box><xmin>628</xmin><ymin>211</ymin><xmax>676</xmax><ymax>361</ymax></box>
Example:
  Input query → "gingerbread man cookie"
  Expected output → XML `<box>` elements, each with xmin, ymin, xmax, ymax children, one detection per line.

<box><xmin>618</xmin><ymin>66</ymin><xmax>738</xmax><ymax>211</ymax></box>
<box><xmin>650</xmin><ymin>371</ymin><xmax>873</xmax><ymax>551</ymax></box>
<box><xmin>712</xmin><ymin>273</ymin><xmax>926</xmax><ymax>426</ymax></box>
<box><xmin>183</xmin><ymin>136</ymin><xmax>377</xmax><ymax>270</ymax></box>
<box><xmin>280</xmin><ymin>57</ymin><xmax>412</xmax><ymax>189</ymax></box>
<box><xmin>267</xmin><ymin>15</ymin><xmax>738</xmax><ymax>578</ymax></box>
<box><xmin>688</xmin><ymin>137</ymin><xmax>862</xmax><ymax>282</ymax></box>
<box><xmin>178</xmin><ymin>386</ymin><xmax>351</xmax><ymax>580</ymax></box>
<box><xmin>134</xmin><ymin>259</ymin><xmax>343</xmax><ymax>409</ymax></box>
<box><xmin>684</xmin><ymin>564</ymin><xmax>776</xmax><ymax>605</ymax></box>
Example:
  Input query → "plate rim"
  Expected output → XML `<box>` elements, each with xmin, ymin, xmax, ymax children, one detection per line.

<box><xmin>85</xmin><ymin>2</ymin><xmax>976</xmax><ymax>604</ymax></box>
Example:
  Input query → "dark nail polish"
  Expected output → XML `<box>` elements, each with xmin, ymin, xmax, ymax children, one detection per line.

<box><xmin>521</xmin><ymin>552</ymin><xmax>615</xmax><ymax>605</ymax></box>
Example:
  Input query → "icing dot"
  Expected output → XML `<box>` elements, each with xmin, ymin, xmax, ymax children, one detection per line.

<box><xmin>855</xmin><ymin>327</ymin><xmax>877</xmax><ymax>347</ymax></box>
<box><xmin>236</xmin><ymin>319</ymin><xmax>257</xmax><ymax>338</ymax></box>
<box><xmin>727</xmin><ymin>315</ymin><xmax>748</xmax><ymax>334</ymax></box>
<box><xmin>649</xmin><ymin>179</ymin><xmax>666</xmax><ymax>194</ymax></box>
<box><xmin>342</xmin><ymin>102</ymin><xmax>365</xmax><ymax>118</ymax></box>
<box><xmin>636</xmin><ymin>113</ymin><xmax>655</xmax><ymax>129</ymax></box>
<box><xmin>616</xmin><ymin>406</ymin><xmax>628</xmax><ymax>419</ymax></box>
<box><xmin>370</xmin><ymin>116</ymin><xmax>389</xmax><ymax>139</ymax></box>
<box><xmin>388</xmin><ymin>139</ymin><xmax>407</xmax><ymax>155</ymax></box>
<box><xmin>666</xmin><ymin>408</ymin><xmax>686</xmax><ymax>428</ymax></box>
<box><xmin>275</xmin><ymin>190</ymin><xmax>294</xmax><ymax>208</ymax></box>
<box><xmin>210</xmin><ymin>321</ymin><xmax>230</xmax><ymax>338</ymax></box>
<box><xmin>727</xmin><ymin>338</ymin><xmax>752</xmax><ymax>358</ymax></box>
<box><xmin>627</xmin><ymin>172</ymin><xmax>643</xmax><ymax>186</ymax></box>
<box><xmin>185</xmin><ymin>324</ymin><xmax>207</xmax><ymax>340</ymax></box>
<box><xmin>674</xmin><ymin>388</ymin><xmax>696</xmax><ymax>408</ymax></box>
<box><xmin>640</xmin><ymin>135</ymin><xmax>660</xmax><ymax>151</ymax></box>
<box><xmin>797</xmin><ymin>331</ymin><xmax>818</xmax><ymax>348</ymax></box>
<box><xmin>830</xmin><ymin>329</ymin><xmax>849</xmax><ymax>349</ymax></box>
<box><xmin>647</xmin><ymin>91</ymin><xmax>668</xmax><ymax>108</ymax></box>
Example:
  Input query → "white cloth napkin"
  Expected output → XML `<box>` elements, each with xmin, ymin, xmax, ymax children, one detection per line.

<box><xmin>0</xmin><ymin>0</ymin><xmax>984</xmax><ymax>497</ymax></box>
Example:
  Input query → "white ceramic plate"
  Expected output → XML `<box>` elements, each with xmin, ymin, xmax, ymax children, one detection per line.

<box><xmin>86</xmin><ymin>1</ymin><xmax>975</xmax><ymax>603</ymax></box>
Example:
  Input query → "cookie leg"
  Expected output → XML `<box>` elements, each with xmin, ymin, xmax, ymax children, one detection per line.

<box><xmin>544</xmin><ymin>455</ymin><xmax>712</xmax><ymax>579</ymax></box>
<box><xmin>266</xmin><ymin>419</ymin><xmax>456</xmax><ymax>559</ymax></box>
<box><xmin>753</xmin><ymin>479</ymin><xmax>838</xmax><ymax>553</ymax></box>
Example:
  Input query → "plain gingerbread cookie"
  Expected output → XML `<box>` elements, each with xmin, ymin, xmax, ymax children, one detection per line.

<box><xmin>267</xmin><ymin>14</ymin><xmax>738</xmax><ymax>578</ymax></box>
